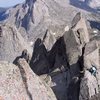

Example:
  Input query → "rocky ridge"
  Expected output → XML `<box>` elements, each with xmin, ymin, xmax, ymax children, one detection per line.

<box><xmin>0</xmin><ymin>0</ymin><xmax>100</xmax><ymax>100</ymax></box>
<box><xmin>1</xmin><ymin>0</ymin><xmax>100</xmax><ymax>41</ymax></box>
<box><xmin>0</xmin><ymin>59</ymin><xmax>57</xmax><ymax>100</ymax></box>
<box><xmin>29</xmin><ymin>12</ymin><xmax>100</xmax><ymax>100</ymax></box>
<box><xmin>0</xmin><ymin>24</ymin><xmax>32</xmax><ymax>62</ymax></box>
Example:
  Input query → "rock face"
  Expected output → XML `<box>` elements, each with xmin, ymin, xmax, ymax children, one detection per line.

<box><xmin>0</xmin><ymin>10</ymin><xmax>99</xmax><ymax>100</ymax></box>
<box><xmin>79</xmin><ymin>40</ymin><xmax>100</xmax><ymax>100</ymax></box>
<box><xmin>30</xmin><ymin>12</ymin><xmax>100</xmax><ymax>100</ymax></box>
<box><xmin>63</xmin><ymin>29</ymin><xmax>82</xmax><ymax>100</ymax></box>
<box><xmin>43</xmin><ymin>29</ymin><xmax>56</xmax><ymax>51</ymax></box>
<box><xmin>2</xmin><ymin>0</ymin><xmax>99</xmax><ymax>42</ymax></box>
<box><xmin>64</xmin><ymin>29</ymin><xmax>81</xmax><ymax>65</ymax></box>
<box><xmin>3</xmin><ymin>0</ymin><xmax>71</xmax><ymax>41</ymax></box>
<box><xmin>0</xmin><ymin>0</ymin><xmax>100</xmax><ymax>100</ymax></box>
<box><xmin>29</xmin><ymin>12</ymin><xmax>90</xmax><ymax>100</ymax></box>
<box><xmin>71</xmin><ymin>13</ymin><xmax>90</xmax><ymax>43</ymax></box>
<box><xmin>84</xmin><ymin>40</ymin><xmax>99</xmax><ymax>70</ymax></box>
<box><xmin>0</xmin><ymin>59</ymin><xmax>57</xmax><ymax>100</ymax></box>
<box><xmin>0</xmin><ymin>24</ymin><xmax>32</xmax><ymax>62</ymax></box>
<box><xmin>79</xmin><ymin>71</ymin><xmax>98</xmax><ymax>100</ymax></box>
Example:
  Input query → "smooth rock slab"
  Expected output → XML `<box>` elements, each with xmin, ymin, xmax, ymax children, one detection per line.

<box><xmin>0</xmin><ymin>60</ymin><xmax>57</xmax><ymax>100</ymax></box>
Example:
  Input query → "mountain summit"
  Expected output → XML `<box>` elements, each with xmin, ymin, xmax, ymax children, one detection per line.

<box><xmin>0</xmin><ymin>0</ymin><xmax>100</xmax><ymax>100</ymax></box>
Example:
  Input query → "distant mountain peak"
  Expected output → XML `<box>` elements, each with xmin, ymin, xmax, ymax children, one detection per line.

<box><xmin>0</xmin><ymin>0</ymin><xmax>100</xmax><ymax>41</ymax></box>
<box><xmin>25</xmin><ymin>0</ymin><xmax>36</xmax><ymax>4</ymax></box>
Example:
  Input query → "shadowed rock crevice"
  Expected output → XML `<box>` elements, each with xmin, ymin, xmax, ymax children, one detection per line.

<box><xmin>48</xmin><ymin>37</ymin><xmax>69</xmax><ymax>70</ymax></box>
<box><xmin>78</xmin><ymin>44</ymin><xmax>86</xmax><ymax>74</ymax></box>
<box><xmin>30</xmin><ymin>38</ymin><xmax>50</xmax><ymax>75</ymax></box>
<box><xmin>30</xmin><ymin>36</ymin><xmax>70</xmax><ymax>76</ymax></box>
<box><xmin>29</xmin><ymin>28</ymin><xmax>86</xmax><ymax>100</ymax></box>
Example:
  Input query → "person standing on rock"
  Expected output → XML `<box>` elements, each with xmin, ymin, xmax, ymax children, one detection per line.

<box><xmin>13</xmin><ymin>49</ymin><xmax>30</xmax><ymax>65</ymax></box>
<box><xmin>21</xmin><ymin>49</ymin><xmax>30</xmax><ymax>63</ymax></box>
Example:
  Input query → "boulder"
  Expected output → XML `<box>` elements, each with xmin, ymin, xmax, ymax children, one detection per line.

<box><xmin>72</xmin><ymin>12</ymin><xmax>89</xmax><ymax>43</ymax></box>
<box><xmin>84</xmin><ymin>40</ymin><xmax>99</xmax><ymax>70</ymax></box>
<box><xmin>63</xmin><ymin>28</ymin><xmax>88</xmax><ymax>100</ymax></box>
<box><xmin>63</xmin><ymin>29</ymin><xmax>81</xmax><ymax>65</ymax></box>
<box><xmin>43</xmin><ymin>29</ymin><xmax>56</xmax><ymax>51</ymax></box>
<box><xmin>43</xmin><ymin>25</ymin><xmax>66</xmax><ymax>51</ymax></box>
<box><xmin>71</xmin><ymin>12</ymin><xmax>81</xmax><ymax>28</ymax></box>
<box><xmin>0</xmin><ymin>59</ymin><xmax>57</xmax><ymax>100</ymax></box>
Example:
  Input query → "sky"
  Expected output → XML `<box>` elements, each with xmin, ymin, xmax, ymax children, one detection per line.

<box><xmin>0</xmin><ymin>0</ymin><xmax>25</xmax><ymax>7</ymax></box>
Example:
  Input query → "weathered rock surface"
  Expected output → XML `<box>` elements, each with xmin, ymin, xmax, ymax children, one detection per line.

<box><xmin>79</xmin><ymin>70</ymin><xmax>99</xmax><ymax>100</ymax></box>
<box><xmin>0</xmin><ymin>59</ymin><xmax>57</xmax><ymax>100</ymax></box>
<box><xmin>0</xmin><ymin>24</ymin><xmax>32</xmax><ymax>62</ymax></box>
<box><xmin>3</xmin><ymin>0</ymin><xmax>71</xmax><ymax>41</ymax></box>
<box><xmin>0</xmin><ymin>0</ymin><xmax>99</xmax><ymax>100</ymax></box>
<box><xmin>63</xmin><ymin>29</ymin><xmax>83</xmax><ymax>100</ymax></box>
<box><xmin>30</xmin><ymin>29</ymin><xmax>81</xmax><ymax>100</ymax></box>
<box><xmin>2</xmin><ymin>0</ymin><xmax>99</xmax><ymax>42</ymax></box>
<box><xmin>43</xmin><ymin>29</ymin><xmax>56</xmax><ymax>51</ymax></box>
<box><xmin>29</xmin><ymin>12</ymin><xmax>91</xmax><ymax>100</ymax></box>
<box><xmin>79</xmin><ymin>40</ymin><xmax>100</xmax><ymax>100</ymax></box>
<box><xmin>72</xmin><ymin>12</ymin><xmax>90</xmax><ymax>43</ymax></box>
<box><xmin>64</xmin><ymin>29</ymin><xmax>81</xmax><ymax>65</ymax></box>
<box><xmin>84</xmin><ymin>40</ymin><xmax>99</xmax><ymax>69</ymax></box>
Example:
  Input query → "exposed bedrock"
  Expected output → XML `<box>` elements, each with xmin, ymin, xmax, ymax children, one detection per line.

<box><xmin>11</xmin><ymin>12</ymin><xmax>100</xmax><ymax>100</ymax></box>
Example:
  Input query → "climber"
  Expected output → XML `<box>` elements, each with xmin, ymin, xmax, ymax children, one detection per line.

<box><xmin>13</xmin><ymin>49</ymin><xmax>30</xmax><ymax>65</ymax></box>
<box><xmin>21</xmin><ymin>49</ymin><xmax>30</xmax><ymax>63</ymax></box>
<box><xmin>89</xmin><ymin>65</ymin><xmax>97</xmax><ymax>76</ymax></box>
